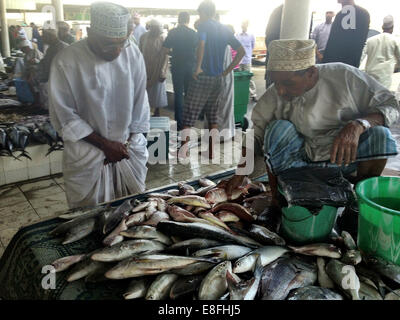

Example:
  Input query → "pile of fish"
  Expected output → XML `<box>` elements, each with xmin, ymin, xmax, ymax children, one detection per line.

<box><xmin>49</xmin><ymin>177</ymin><xmax>400</xmax><ymax>300</ymax></box>
<box><xmin>0</xmin><ymin>118</ymin><xmax>63</xmax><ymax>159</ymax></box>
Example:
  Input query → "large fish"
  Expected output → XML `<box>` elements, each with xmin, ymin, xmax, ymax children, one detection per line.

<box><xmin>197</xmin><ymin>212</ymin><xmax>236</xmax><ymax>234</ymax></box>
<box><xmin>199</xmin><ymin>178</ymin><xmax>216</xmax><ymax>188</ymax></box>
<box><xmin>233</xmin><ymin>246</ymin><xmax>289</xmax><ymax>274</ymax></box>
<box><xmin>91</xmin><ymin>239</ymin><xmax>166</xmax><ymax>262</ymax></box>
<box><xmin>259</xmin><ymin>257</ymin><xmax>317</xmax><ymax>300</ymax></box>
<box><xmin>198</xmin><ymin>261</ymin><xmax>232</xmax><ymax>300</ymax></box>
<box><xmin>146</xmin><ymin>274</ymin><xmax>179</xmax><ymax>300</ymax></box>
<box><xmin>120</xmin><ymin>225</ymin><xmax>172</xmax><ymax>245</ymax></box>
<box><xmin>325</xmin><ymin>259</ymin><xmax>360</xmax><ymax>300</ymax></box>
<box><xmin>105</xmin><ymin>254</ymin><xmax>218</xmax><ymax>279</ymax></box>
<box><xmin>157</xmin><ymin>221</ymin><xmax>260</xmax><ymax>248</ymax></box>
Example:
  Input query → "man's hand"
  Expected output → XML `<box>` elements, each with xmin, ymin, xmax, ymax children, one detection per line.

<box><xmin>193</xmin><ymin>67</ymin><xmax>203</xmax><ymax>81</ymax></box>
<box><xmin>330</xmin><ymin>121</ymin><xmax>365</xmax><ymax>166</ymax></box>
<box><xmin>102</xmin><ymin>140</ymin><xmax>130</xmax><ymax>165</ymax></box>
<box><xmin>221</xmin><ymin>69</ymin><xmax>230</xmax><ymax>77</ymax></box>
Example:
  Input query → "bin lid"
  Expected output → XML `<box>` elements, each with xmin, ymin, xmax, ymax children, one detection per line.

<box><xmin>234</xmin><ymin>71</ymin><xmax>254</xmax><ymax>79</ymax></box>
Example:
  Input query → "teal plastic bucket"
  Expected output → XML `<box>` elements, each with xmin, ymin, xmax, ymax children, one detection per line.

<box><xmin>356</xmin><ymin>176</ymin><xmax>400</xmax><ymax>265</ymax></box>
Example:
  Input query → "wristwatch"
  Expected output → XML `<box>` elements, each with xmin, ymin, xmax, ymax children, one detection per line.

<box><xmin>354</xmin><ymin>119</ymin><xmax>371</xmax><ymax>131</ymax></box>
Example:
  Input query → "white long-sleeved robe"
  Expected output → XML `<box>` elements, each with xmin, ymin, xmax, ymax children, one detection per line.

<box><xmin>49</xmin><ymin>39</ymin><xmax>150</xmax><ymax>208</ymax></box>
<box><xmin>361</xmin><ymin>33</ymin><xmax>400</xmax><ymax>90</ymax></box>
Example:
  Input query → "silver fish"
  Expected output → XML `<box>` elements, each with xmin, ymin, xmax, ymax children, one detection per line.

<box><xmin>316</xmin><ymin>257</ymin><xmax>335</xmax><ymax>289</ymax></box>
<box><xmin>325</xmin><ymin>259</ymin><xmax>360</xmax><ymax>300</ymax></box>
<box><xmin>259</xmin><ymin>257</ymin><xmax>317</xmax><ymax>300</ymax></box>
<box><xmin>385</xmin><ymin>290</ymin><xmax>400</xmax><ymax>300</ymax></box>
<box><xmin>105</xmin><ymin>254</ymin><xmax>218</xmax><ymax>279</ymax></box>
<box><xmin>227</xmin><ymin>254</ymin><xmax>263</xmax><ymax>300</ymax></box>
<box><xmin>288</xmin><ymin>243</ymin><xmax>342</xmax><ymax>259</ymax></box>
<box><xmin>157</xmin><ymin>221</ymin><xmax>260</xmax><ymax>248</ymax></box>
<box><xmin>62</xmin><ymin>218</ymin><xmax>96</xmax><ymax>245</ymax></box>
<box><xmin>233</xmin><ymin>246</ymin><xmax>289</xmax><ymax>274</ymax></box>
<box><xmin>359</xmin><ymin>282</ymin><xmax>383</xmax><ymax>300</ymax></box>
<box><xmin>51</xmin><ymin>254</ymin><xmax>87</xmax><ymax>272</ymax></box>
<box><xmin>142</xmin><ymin>211</ymin><xmax>170</xmax><ymax>227</ymax></box>
<box><xmin>341</xmin><ymin>231</ymin><xmax>357</xmax><ymax>250</ymax></box>
<box><xmin>126</xmin><ymin>211</ymin><xmax>147</xmax><ymax>227</ymax></box>
<box><xmin>91</xmin><ymin>239</ymin><xmax>166</xmax><ymax>262</ymax></box>
<box><xmin>67</xmin><ymin>259</ymin><xmax>106</xmax><ymax>282</ymax></box>
<box><xmin>124</xmin><ymin>278</ymin><xmax>153</xmax><ymax>300</ymax></box>
<box><xmin>365</xmin><ymin>255</ymin><xmax>400</xmax><ymax>285</ymax></box>
<box><xmin>120</xmin><ymin>225</ymin><xmax>172</xmax><ymax>245</ymax></box>
<box><xmin>341</xmin><ymin>250</ymin><xmax>362</xmax><ymax>266</ymax></box>
<box><xmin>146</xmin><ymin>274</ymin><xmax>179</xmax><ymax>300</ymax></box>
<box><xmin>198</xmin><ymin>261</ymin><xmax>232</xmax><ymax>300</ymax></box>
<box><xmin>102</xmin><ymin>218</ymin><xmax>127</xmax><ymax>247</ymax></box>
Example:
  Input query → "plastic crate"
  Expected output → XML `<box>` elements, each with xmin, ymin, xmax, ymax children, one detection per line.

<box><xmin>14</xmin><ymin>78</ymin><xmax>35</xmax><ymax>104</ymax></box>
<box><xmin>146</xmin><ymin>117</ymin><xmax>170</xmax><ymax>162</ymax></box>
<box><xmin>234</xmin><ymin>71</ymin><xmax>253</xmax><ymax>126</ymax></box>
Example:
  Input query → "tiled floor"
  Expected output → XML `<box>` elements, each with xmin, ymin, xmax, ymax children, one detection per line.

<box><xmin>0</xmin><ymin>135</ymin><xmax>241</xmax><ymax>258</ymax></box>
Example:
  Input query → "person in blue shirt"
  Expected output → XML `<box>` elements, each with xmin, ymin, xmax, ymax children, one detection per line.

<box><xmin>181</xmin><ymin>0</ymin><xmax>245</xmax><ymax>159</ymax></box>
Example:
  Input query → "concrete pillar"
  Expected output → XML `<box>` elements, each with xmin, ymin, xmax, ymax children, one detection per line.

<box><xmin>52</xmin><ymin>0</ymin><xmax>64</xmax><ymax>22</ymax></box>
<box><xmin>280</xmin><ymin>0</ymin><xmax>312</xmax><ymax>40</ymax></box>
<box><xmin>0</xmin><ymin>0</ymin><xmax>10</xmax><ymax>58</ymax></box>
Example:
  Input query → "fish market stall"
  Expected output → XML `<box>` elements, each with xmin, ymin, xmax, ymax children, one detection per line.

<box><xmin>1</xmin><ymin>169</ymin><xmax>400</xmax><ymax>301</ymax></box>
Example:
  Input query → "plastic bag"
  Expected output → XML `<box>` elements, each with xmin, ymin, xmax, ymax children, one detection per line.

<box><xmin>277</xmin><ymin>167</ymin><xmax>355</xmax><ymax>208</ymax></box>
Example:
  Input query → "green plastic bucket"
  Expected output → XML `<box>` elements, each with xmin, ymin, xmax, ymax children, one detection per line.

<box><xmin>280</xmin><ymin>204</ymin><xmax>339</xmax><ymax>245</ymax></box>
<box><xmin>356</xmin><ymin>177</ymin><xmax>400</xmax><ymax>265</ymax></box>
<box><xmin>234</xmin><ymin>71</ymin><xmax>253</xmax><ymax>126</ymax></box>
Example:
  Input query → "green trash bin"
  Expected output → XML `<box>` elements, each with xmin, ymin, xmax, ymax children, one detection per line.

<box><xmin>234</xmin><ymin>71</ymin><xmax>253</xmax><ymax>127</ymax></box>
<box><xmin>356</xmin><ymin>177</ymin><xmax>400</xmax><ymax>265</ymax></box>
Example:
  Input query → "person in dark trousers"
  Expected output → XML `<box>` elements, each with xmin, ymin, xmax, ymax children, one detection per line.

<box><xmin>163</xmin><ymin>12</ymin><xmax>198</xmax><ymax>131</ymax></box>
<box><xmin>30</xmin><ymin>23</ymin><xmax>44</xmax><ymax>53</ymax></box>
<box><xmin>322</xmin><ymin>0</ymin><xmax>370</xmax><ymax>68</ymax></box>
<box><xmin>264</xmin><ymin>4</ymin><xmax>283</xmax><ymax>89</ymax></box>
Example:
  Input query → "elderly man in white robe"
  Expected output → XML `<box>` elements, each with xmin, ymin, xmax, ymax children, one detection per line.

<box><xmin>49</xmin><ymin>2</ymin><xmax>150</xmax><ymax>209</ymax></box>
<box><xmin>225</xmin><ymin>39</ymin><xmax>399</xmax><ymax>234</ymax></box>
